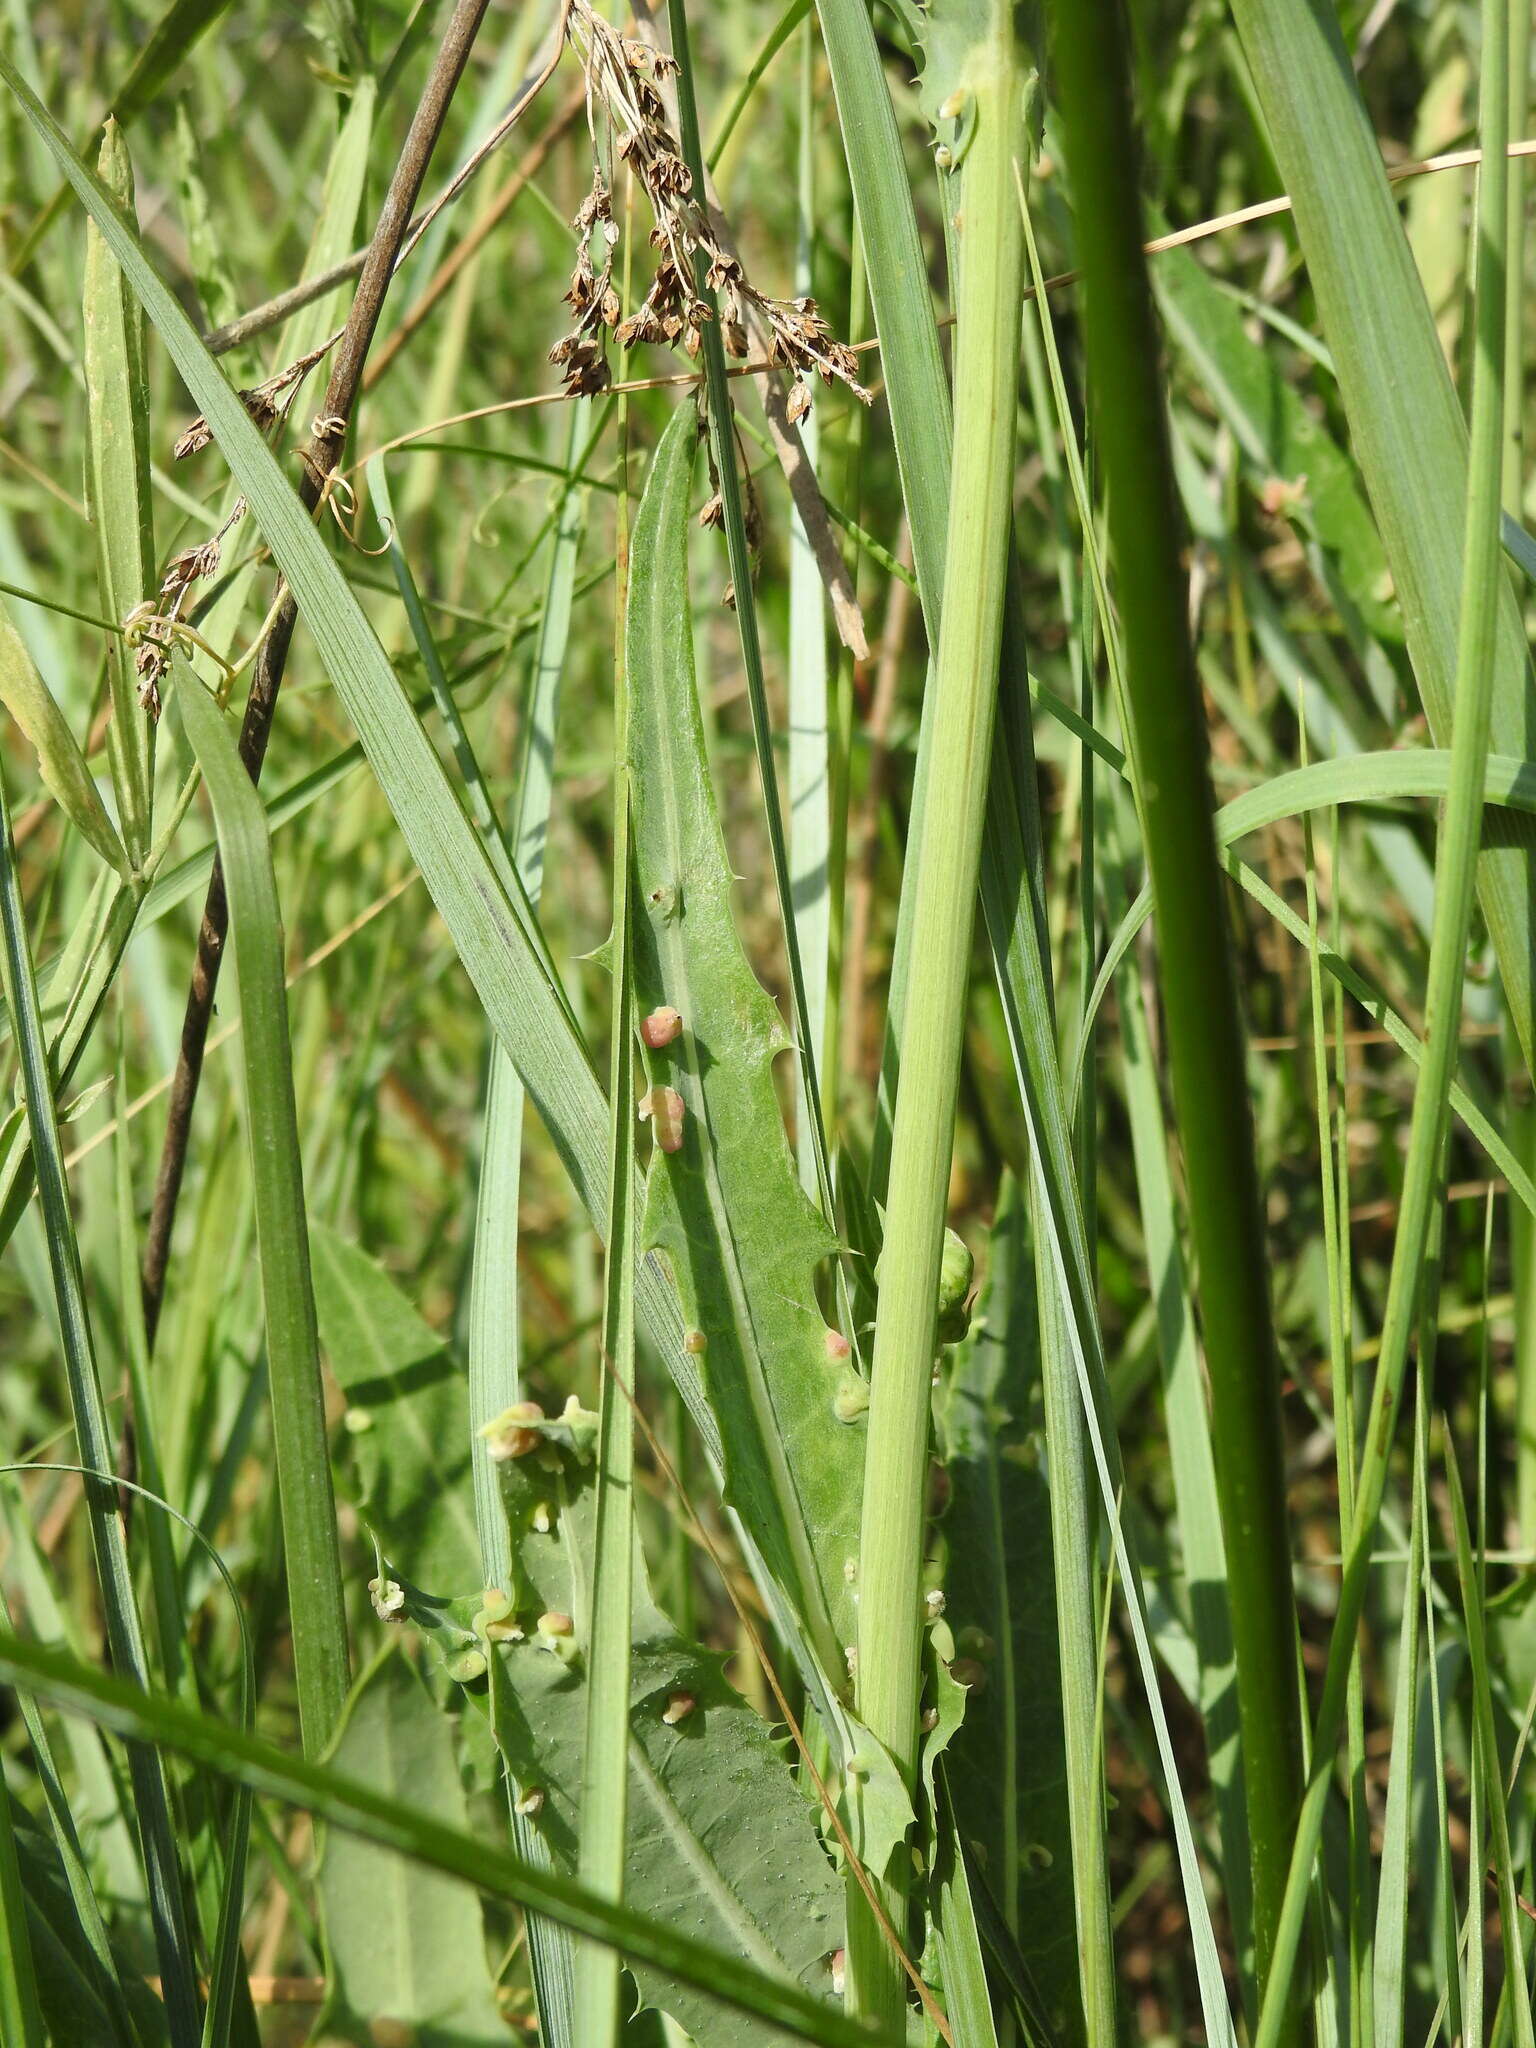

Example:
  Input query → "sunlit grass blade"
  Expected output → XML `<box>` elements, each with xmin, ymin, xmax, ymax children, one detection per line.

<box><xmin>848</xmin><ymin>8</ymin><xmax>1025</xmax><ymax>2030</ymax></box>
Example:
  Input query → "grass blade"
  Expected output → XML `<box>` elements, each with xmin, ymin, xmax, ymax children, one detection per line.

<box><xmin>83</xmin><ymin>120</ymin><xmax>156</xmax><ymax>869</ymax></box>
<box><xmin>1252</xmin><ymin>0</ymin><xmax>1516</xmax><ymax>2021</ymax></box>
<box><xmin>165</xmin><ymin>653</ymin><xmax>350</xmax><ymax>1752</ymax></box>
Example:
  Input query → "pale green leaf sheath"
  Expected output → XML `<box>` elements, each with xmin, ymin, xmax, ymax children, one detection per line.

<box><xmin>627</xmin><ymin>406</ymin><xmax>863</xmax><ymax>1689</ymax></box>
<box><xmin>848</xmin><ymin>2</ymin><xmax>1025</xmax><ymax>2031</ymax></box>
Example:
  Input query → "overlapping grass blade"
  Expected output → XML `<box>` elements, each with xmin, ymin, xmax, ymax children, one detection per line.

<box><xmin>0</xmin><ymin>53</ymin><xmax>724</xmax><ymax>1461</ymax></box>
<box><xmin>0</xmin><ymin>1626</ymin><xmax>892</xmax><ymax>2048</ymax></box>
<box><xmin>1228</xmin><ymin>0</ymin><xmax>1536</xmax><ymax>1072</ymax></box>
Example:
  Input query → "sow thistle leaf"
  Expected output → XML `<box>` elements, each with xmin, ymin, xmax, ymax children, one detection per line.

<box><xmin>627</xmin><ymin>405</ymin><xmax>863</xmax><ymax>1686</ymax></box>
<box><xmin>460</xmin><ymin>1427</ymin><xmax>844</xmax><ymax>2047</ymax></box>
<box><xmin>0</xmin><ymin>607</ymin><xmax>127</xmax><ymax>876</ymax></box>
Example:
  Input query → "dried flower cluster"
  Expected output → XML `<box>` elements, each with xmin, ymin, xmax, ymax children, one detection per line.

<box><xmin>552</xmin><ymin>0</ymin><xmax>869</xmax><ymax>414</ymax></box>
<box><xmin>126</xmin><ymin>495</ymin><xmax>248</xmax><ymax>716</ymax></box>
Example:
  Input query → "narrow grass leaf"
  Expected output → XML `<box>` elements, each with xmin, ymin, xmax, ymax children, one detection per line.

<box><xmin>0</xmin><ymin>763</ymin><xmax>200</xmax><ymax>2046</ymax></box>
<box><xmin>83</xmin><ymin>120</ymin><xmax>155</xmax><ymax>868</ymax></box>
<box><xmin>166</xmin><ymin>652</ymin><xmax>350</xmax><ymax>1753</ymax></box>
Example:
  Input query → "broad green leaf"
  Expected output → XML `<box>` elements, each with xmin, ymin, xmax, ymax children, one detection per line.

<box><xmin>628</xmin><ymin>405</ymin><xmax>862</xmax><ymax>1687</ymax></box>
<box><xmin>316</xmin><ymin>1651</ymin><xmax>507</xmax><ymax>2047</ymax></box>
<box><xmin>0</xmin><ymin>604</ymin><xmax>126</xmax><ymax>874</ymax></box>
<box><xmin>472</xmin><ymin>1412</ymin><xmax>845</xmax><ymax>2047</ymax></box>
<box><xmin>938</xmin><ymin>1179</ymin><xmax>1079</xmax><ymax>2043</ymax></box>
<box><xmin>309</xmin><ymin>1221</ymin><xmax>482</xmax><ymax>1600</ymax></box>
<box><xmin>83</xmin><ymin>120</ymin><xmax>155</xmax><ymax>867</ymax></box>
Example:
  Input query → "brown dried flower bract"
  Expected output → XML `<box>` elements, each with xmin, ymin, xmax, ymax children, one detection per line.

<box><xmin>553</xmin><ymin>0</ymin><xmax>869</xmax><ymax>418</ymax></box>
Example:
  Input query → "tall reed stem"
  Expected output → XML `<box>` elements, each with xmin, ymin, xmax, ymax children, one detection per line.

<box><xmin>847</xmin><ymin>9</ymin><xmax>1023</xmax><ymax>2029</ymax></box>
<box><xmin>1045</xmin><ymin>0</ymin><xmax>1306</xmax><ymax>2010</ymax></box>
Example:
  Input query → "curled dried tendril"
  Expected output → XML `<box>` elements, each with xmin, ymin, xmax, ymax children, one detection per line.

<box><xmin>554</xmin><ymin>0</ymin><xmax>869</xmax><ymax>416</ymax></box>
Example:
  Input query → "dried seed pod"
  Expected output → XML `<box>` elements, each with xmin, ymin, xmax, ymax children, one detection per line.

<box><xmin>641</xmin><ymin>1005</ymin><xmax>683</xmax><ymax>1049</ymax></box>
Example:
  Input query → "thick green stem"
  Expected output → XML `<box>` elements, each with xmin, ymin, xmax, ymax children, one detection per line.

<box><xmin>847</xmin><ymin>15</ymin><xmax>1024</xmax><ymax>2031</ymax></box>
<box><xmin>1046</xmin><ymin>0</ymin><xmax>1306</xmax><ymax>2009</ymax></box>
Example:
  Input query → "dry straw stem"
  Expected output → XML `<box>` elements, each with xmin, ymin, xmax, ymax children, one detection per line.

<box><xmin>139</xmin><ymin>0</ymin><xmax>496</xmax><ymax>1342</ymax></box>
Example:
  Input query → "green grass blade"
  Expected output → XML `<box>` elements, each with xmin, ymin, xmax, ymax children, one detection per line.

<box><xmin>0</xmin><ymin>764</ymin><xmax>200</xmax><ymax>2047</ymax></box>
<box><xmin>0</xmin><ymin>1770</ymin><xmax>45</xmax><ymax>2048</ymax></box>
<box><xmin>1371</xmin><ymin>1383</ymin><xmax>1427</xmax><ymax>2046</ymax></box>
<box><xmin>574</xmin><ymin>368</ymin><xmax>640</xmax><ymax>2048</ymax></box>
<box><xmin>1445</xmin><ymin>1450</ymin><xmax>1536</xmax><ymax>2048</ymax></box>
<box><xmin>463</xmin><ymin>411</ymin><xmax>589</xmax><ymax>2044</ymax></box>
<box><xmin>789</xmin><ymin>29</ymin><xmax>832</xmax><ymax>1192</ymax></box>
<box><xmin>1228</xmin><ymin>0</ymin><xmax>1536</xmax><ymax>1072</ymax></box>
<box><xmin>165</xmin><ymin>652</ymin><xmax>350</xmax><ymax>1752</ymax></box>
<box><xmin>83</xmin><ymin>120</ymin><xmax>156</xmax><ymax>869</ymax></box>
<box><xmin>0</xmin><ymin>1626</ymin><xmax>891</xmax><ymax>2048</ymax></box>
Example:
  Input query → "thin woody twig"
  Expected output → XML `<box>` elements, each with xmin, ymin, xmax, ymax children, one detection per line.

<box><xmin>139</xmin><ymin>0</ymin><xmax>499</xmax><ymax>1344</ymax></box>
